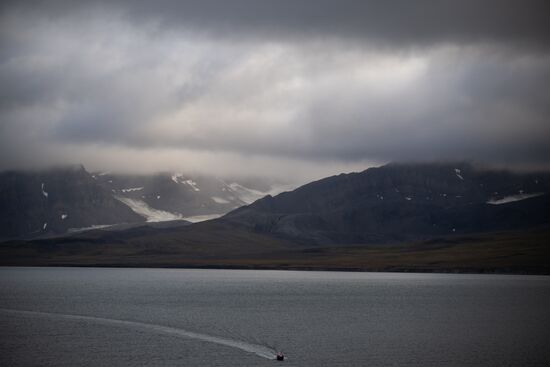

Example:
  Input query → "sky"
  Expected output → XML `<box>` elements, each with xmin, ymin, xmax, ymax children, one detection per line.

<box><xmin>1</xmin><ymin>0</ymin><xmax>549</xmax><ymax>182</ymax></box>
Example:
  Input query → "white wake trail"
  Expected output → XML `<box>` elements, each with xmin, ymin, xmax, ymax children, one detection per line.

<box><xmin>0</xmin><ymin>308</ymin><xmax>276</xmax><ymax>360</ymax></box>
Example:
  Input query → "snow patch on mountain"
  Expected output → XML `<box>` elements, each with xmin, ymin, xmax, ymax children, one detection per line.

<box><xmin>171</xmin><ymin>173</ymin><xmax>184</xmax><ymax>184</ymax></box>
<box><xmin>41</xmin><ymin>183</ymin><xmax>48</xmax><ymax>198</ymax></box>
<box><xmin>68</xmin><ymin>224</ymin><xmax>113</xmax><ymax>233</ymax></box>
<box><xmin>487</xmin><ymin>192</ymin><xmax>544</xmax><ymax>205</ymax></box>
<box><xmin>182</xmin><ymin>214</ymin><xmax>223</xmax><ymax>223</ymax></box>
<box><xmin>225</xmin><ymin>182</ymin><xmax>295</xmax><ymax>204</ymax></box>
<box><xmin>171</xmin><ymin>174</ymin><xmax>200</xmax><ymax>191</ymax></box>
<box><xmin>211</xmin><ymin>196</ymin><xmax>230</xmax><ymax>204</ymax></box>
<box><xmin>184</xmin><ymin>180</ymin><xmax>200</xmax><ymax>191</ymax></box>
<box><xmin>227</xmin><ymin>183</ymin><xmax>266</xmax><ymax>204</ymax></box>
<box><xmin>61</xmin><ymin>214</ymin><xmax>68</xmax><ymax>220</ymax></box>
<box><xmin>121</xmin><ymin>187</ymin><xmax>144</xmax><ymax>192</ymax></box>
<box><xmin>115</xmin><ymin>196</ymin><xmax>182</xmax><ymax>222</ymax></box>
<box><xmin>454</xmin><ymin>168</ymin><xmax>464</xmax><ymax>180</ymax></box>
<box><xmin>267</xmin><ymin>183</ymin><xmax>296</xmax><ymax>196</ymax></box>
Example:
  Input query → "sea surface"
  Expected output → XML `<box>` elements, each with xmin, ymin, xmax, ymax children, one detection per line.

<box><xmin>1</xmin><ymin>267</ymin><xmax>549</xmax><ymax>366</ymax></box>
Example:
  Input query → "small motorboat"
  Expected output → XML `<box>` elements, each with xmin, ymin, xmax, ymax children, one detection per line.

<box><xmin>276</xmin><ymin>352</ymin><xmax>285</xmax><ymax>361</ymax></box>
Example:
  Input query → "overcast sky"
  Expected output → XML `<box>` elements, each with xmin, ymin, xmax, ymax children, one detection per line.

<box><xmin>1</xmin><ymin>0</ymin><xmax>549</xmax><ymax>182</ymax></box>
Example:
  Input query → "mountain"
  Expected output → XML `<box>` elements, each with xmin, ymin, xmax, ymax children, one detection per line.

<box><xmin>91</xmin><ymin>172</ymin><xmax>285</xmax><ymax>222</ymax></box>
<box><xmin>0</xmin><ymin>165</ymin><xmax>144</xmax><ymax>239</ymax></box>
<box><xmin>0</xmin><ymin>166</ymin><xmax>289</xmax><ymax>239</ymax></box>
<box><xmin>2</xmin><ymin>162</ymin><xmax>549</xmax><ymax>273</ymax></box>
<box><xmin>223</xmin><ymin>162</ymin><xmax>550</xmax><ymax>245</ymax></box>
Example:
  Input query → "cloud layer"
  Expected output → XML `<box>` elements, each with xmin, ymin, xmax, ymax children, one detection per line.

<box><xmin>1</xmin><ymin>1</ymin><xmax>549</xmax><ymax>181</ymax></box>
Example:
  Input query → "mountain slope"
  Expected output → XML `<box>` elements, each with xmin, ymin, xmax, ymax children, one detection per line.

<box><xmin>0</xmin><ymin>166</ymin><xmax>144</xmax><ymax>239</ymax></box>
<box><xmin>224</xmin><ymin>162</ymin><xmax>550</xmax><ymax>244</ymax></box>
<box><xmin>0</xmin><ymin>166</ymin><xmax>291</xmax><ymax>239</ymax></box>
<box><xmin>93</xmin><ymin>172</ymin><xmax>285</xmax><ymax>222</ymax></box>
<box><xmin>2</xmin><ymin>162</ymin><xmax>550</xmax><ymax>273</ymax></box>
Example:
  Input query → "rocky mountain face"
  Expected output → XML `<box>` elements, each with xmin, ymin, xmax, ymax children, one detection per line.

<box><xmin>91</xmin><ymin>172</ymin><xmax>279</xmax><ymax>222</ymax></box>
<box><xmin>3</xmin><ymin>162</ymin><xmax>548</xmax><ymax>245</ymax></box>
<box><xmin>2</xmin><ymin>162</ymin><xmax>549</xmax><ymax>273</ymax></box>
<box><xmin>0</xmin><ymin>166</ymin><xmax>145</xmax><ymax>239</ymax></box>
<box><xmin>224</xmin><ymin>163</ymin><xmax>550</xmax><ymax>245</ymax></box>
<box><xmin>0</xmin><ymin>166</ymin><xmax>286</xmax><ymax>240</ymax></box>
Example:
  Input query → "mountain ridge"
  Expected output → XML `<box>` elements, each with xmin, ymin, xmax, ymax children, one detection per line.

<box><xmin>2</xmin><ymin>161</ymin><xmax>549</xmax><ymax>273</ymax></box>
<box><xmin>0</xmin><ymin>165</ymin><xmax>290</xmax><ymax>239</ymax></box>
<box><xmin>222</xmin><ymin>162</ymin><xmax>550</xmax><ymax>244</ymax></box>
<box><xmin>0</xmin><ymin>165</ymin><xmax>145</xmax><ymax>239</ymax></box>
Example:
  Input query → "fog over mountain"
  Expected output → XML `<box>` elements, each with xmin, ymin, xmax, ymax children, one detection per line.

<box><xmin>1</xmin><ymin>1</ymin><xmax>549</xmax><ymax>181</ymax></box>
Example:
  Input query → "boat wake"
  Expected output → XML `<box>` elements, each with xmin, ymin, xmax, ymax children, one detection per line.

<box><xmin>0</xmin><ymin>308</ymin><xmax>277</xmax><ymax>360</ymax></box>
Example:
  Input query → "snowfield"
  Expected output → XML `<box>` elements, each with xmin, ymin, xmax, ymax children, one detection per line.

<box><xmin>68</xmin><ymin>224</ymin><xmax>113</xmax><ymax>233</ymax></box>
<box><xmin>121</xmin><ymin>187</ymin><xmax>144</xmax><ymax>192</ymax></box>
<box><xmin>211</xmin><ymin>196</ymin><xmax>230</xmax><ymax>204</ymax></box>
<box><xmin>226</xmin><ymin>182</ymin><xmax>295</xmax><ymax>204</ymax></box>
<box><xmin>182</xmin><ymin>214</ymin><xmax>223</xmax><ymax>223</ymax></box>
<box><xmin>454</xmin><ymin>168</ymin><xmax>464</xmax><ymax>180</ymax></box>
<box><xmin>41</xmin><ymin>183</ymin><xmax>48</xmax><ymax>198</ymax></box>
<box><xmin>487</xmin><ymin>192</ymin><xmax>544</xmax><ymax>205</ymax></box>
<box><xmin>115</xmin><ymin>197</ymin><xmax>182</xmax><ymax>222</ymax></box>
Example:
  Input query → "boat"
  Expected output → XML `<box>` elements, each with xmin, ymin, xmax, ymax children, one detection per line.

<box><xmin>276</xmin><ymin>352</ymin><xmax>284</xmax><ymax>361</ymax></box>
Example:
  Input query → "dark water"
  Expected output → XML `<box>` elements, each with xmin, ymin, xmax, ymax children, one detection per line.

<box><xmin>1</xmin><ymin>268</ymin><xmax>549</xmax><ymax>367</ymax></box>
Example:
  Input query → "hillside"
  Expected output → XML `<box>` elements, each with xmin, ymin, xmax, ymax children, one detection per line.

<box><xmin>0</xmin><ymin>166</ymin><xmax>287</xmax><ymax>239</ymax></box>
<box><xmin>92</xmin><ymin>172</ymin><xmax>285</xmax><ymax>222</ymax></box>
<box><xmin>2</xmin><ymin>162</ymin><xmax>549</xmax><ymax>274</ymax></box>
<box><xmin>0</xmin><ymin>166</ymin><xmax>144</xmax><ymax>239</ymax></box>
<box><xmin>224</xmin><ymin>162</ymin><xmax>550</xmax><ymax>244</ymax></box>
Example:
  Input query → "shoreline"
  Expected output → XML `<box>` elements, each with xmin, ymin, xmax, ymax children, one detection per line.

<box><xmin>2</xmin><ymin>263</ymin><xmax>549</xmax><ymax>276</ymax></box>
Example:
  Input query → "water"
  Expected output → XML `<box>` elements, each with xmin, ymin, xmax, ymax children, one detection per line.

<box><xmin>1</xmin><ymin>268</ymin><xmax>549</xmax><ymax>366</ymax></box>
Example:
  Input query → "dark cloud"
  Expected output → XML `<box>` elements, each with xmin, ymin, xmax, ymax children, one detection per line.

<box><xmin>1</xmin><ymin>1</ymin><xmax>549</xmax><ymax>180</ymax></box>
<box><xmin>3</xmin><ymin>0</ymin><xmax>549</xmax><ymax>48</ymax></box>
